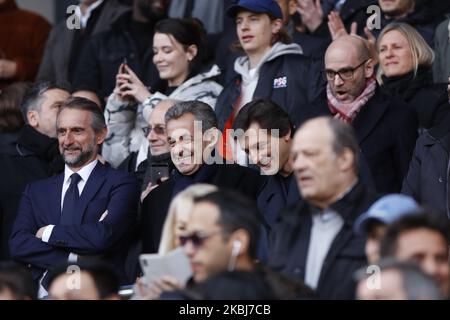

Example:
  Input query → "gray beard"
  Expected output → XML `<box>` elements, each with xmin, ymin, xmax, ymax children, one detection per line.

<box><xmin>63</xmin><ymin>146</ymin><xmax>95</xmax><ymax>167</ymax></box>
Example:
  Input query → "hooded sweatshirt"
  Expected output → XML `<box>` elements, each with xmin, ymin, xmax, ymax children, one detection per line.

<box><xmin>226</xmin><ymin>42</ymin><xmax>303</xmax><ymax>164</ymax></box>
<box><xmin>233</xmin><ymin>42</ymin><xmax>303</xmax><ymax>113</ymax></box>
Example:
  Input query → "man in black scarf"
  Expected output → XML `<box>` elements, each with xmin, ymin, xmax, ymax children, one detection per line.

<box><xmin>0</xmin><ymin>81</ymin><xmax>70</xmax><ymax>260</ymax></box>
<box><xmin>118</xmin><ymin>98</ymin><xmax>177</xmax><ymax>199</ymax></box>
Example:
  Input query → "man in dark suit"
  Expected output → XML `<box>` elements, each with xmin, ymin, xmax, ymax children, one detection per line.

<box><xmin>232</xmin><ymin>98</ymin><xmax>299</xmax><ymax>263</ymax></box>
<box><xmin>233</xmin><ymin>98</ymin><xmax>299</xmax><ymax>228</ymax></box>
<box><xmin>310</xmin><ymin>35</ymin><xmax>417</xmax><ymax>193</ymax></box>
<box><xmin>268</xmin><ymin>116</ymin><xmax>378</xmax><ymax>299</ymax></box>
<box><xmin>141</xmin><ymin>101</ymin><xmax>266</xmax><ymax>253</ymax></box>
<box><xmin>0</xmin><ymin>81</ymin><xmax>70</xmax><ymax>261</ymax></box>
<box><xmin>9</xmin><ymin>97</ymin><xmax>140</xmax><ymax>297</ymax></box>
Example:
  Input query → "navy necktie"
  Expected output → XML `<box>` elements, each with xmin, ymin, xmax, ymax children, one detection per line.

<box><xmin>60</xmin><ymin>173</ymin><xmax>82</xmax><ymax>225</ymax></box>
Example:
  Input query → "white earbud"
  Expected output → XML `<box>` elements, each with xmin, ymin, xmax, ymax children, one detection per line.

<box><xmin>228</xmin><ymin>240</ymin><xmax>242</xmax><ymax>271</ymax></box>
<box><xmin>232</xmin><ymin>240</ymin><xmax>242</xmax><ymax>256</ymax></box>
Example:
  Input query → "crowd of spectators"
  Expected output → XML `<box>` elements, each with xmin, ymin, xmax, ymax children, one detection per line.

<box><xmin>1</xmin><ymin>0</ymin><xmax>450</xmax><ymax>300</ymax></box>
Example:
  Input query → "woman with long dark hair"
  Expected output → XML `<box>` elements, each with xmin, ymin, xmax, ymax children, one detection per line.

<box><xmin>103</xmin><ymin>18</ymin><xmax>223</xmax><ymax>167</ymax></box>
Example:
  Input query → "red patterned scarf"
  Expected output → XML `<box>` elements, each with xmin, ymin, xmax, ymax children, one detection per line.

<box><xmin>327</xmin><ymin>77</ymin><xmax>377</xmax><ymax>123</ymax></box>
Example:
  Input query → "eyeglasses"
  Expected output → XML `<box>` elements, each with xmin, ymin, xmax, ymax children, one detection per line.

<box><xmin>324</xmin><ymin>59</ymin><xmax>369</xmax><ymax>81</ymax></box>
<box><xmin>142</xmin><ymin>125</ymin><xmax>166</xmax><ymax>136</ymax></box>
<box><xmin>179</xmin><ymin>230</ymin><xmax>223</xmax><ymax>249</ymax></box>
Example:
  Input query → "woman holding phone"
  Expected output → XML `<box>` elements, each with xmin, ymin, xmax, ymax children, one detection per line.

<box><xmin>103</xmin><ymin>18</ymin><xmax>223</xmax><ymax>168</ymax></box>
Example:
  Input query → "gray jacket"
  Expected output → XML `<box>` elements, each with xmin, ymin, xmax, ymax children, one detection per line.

<box><xmin>433</xmin><ymin>17</ymin><xmax>450</xmax><ymax>83</ymax></box>
<box><xmin>37</xmin><ymin>0</ymin><xmax>130</xmax><ymax>84</ymax></box>
<box><xmin>402</xmin><ymin>112</ymin><xmax>450</xmax><ymax>219</ymax></box>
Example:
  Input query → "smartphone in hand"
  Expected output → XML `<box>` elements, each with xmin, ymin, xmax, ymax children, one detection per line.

<box><xmin>121</xmin><ymin>57</ymin><xmax>129</xmax><ymax>74</ymax></box>
<box><xmin>150</xmin><ymin>164</ymin><xmax>170</xmax><ymax>185</ymax></box>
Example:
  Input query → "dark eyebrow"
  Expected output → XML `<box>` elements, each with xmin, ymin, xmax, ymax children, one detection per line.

<box><xmin>59</xmin><ymin>127</ymin><xmax>85</xmax><ymax>132</ymax></box>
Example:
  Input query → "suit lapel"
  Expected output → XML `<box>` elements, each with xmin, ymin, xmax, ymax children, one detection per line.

<box><xmin>352</xmin><ymin>95</ymin><xmax>389</xmax><ymax>144</ymax></box>
<box><xmin>261</xmin><ymin>177</ymin><xmax>277</xmax><ymax>203</ymax></box>
<box><xmin>286</xmin><ymin>174</ymin><xmax>300</xmax><ymax>206</ymax></box>
<box><xmin>74</xmin><ymin>162</ymin><xmax>107</xmax><ymax>225</ymax></box>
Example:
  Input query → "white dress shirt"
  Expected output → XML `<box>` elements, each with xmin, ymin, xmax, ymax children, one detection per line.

<box><xmin>41</xmin><ymin>159</ymin><xmax>99</xmax><ymax>243</ymax></box>
<box><xmin>75</xmin><ymin>0</ymin><xmax>104</xmax><ymax>29</ymax></box>
<box><xmin>38</xmin><ymin>160</ymin><xmax>98</xmax><ymax>298</ymax></box>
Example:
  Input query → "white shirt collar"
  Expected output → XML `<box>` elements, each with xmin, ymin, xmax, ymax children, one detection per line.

<box><xmin>75</xmin><ymin>0</ymin><xmax>104</xmax><ymax>29</ymax></box>
<box><xmin>64</xmin><ymin>159</ymin><xmax>98</xmax><ymax>185</ymax></box>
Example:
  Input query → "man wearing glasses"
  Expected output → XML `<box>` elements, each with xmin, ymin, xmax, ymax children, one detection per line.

<box><xmin>140</xmin><ymin>189</ymin><xmax>310</xmax><ymax>300</ymax></box>
<box><xmin>140</xmin><ymin>100</ymin><xmax>266</xmax><ymax>254</ymax></box>
<box><xmin>111</xmin><ymin>99</ymin><xmax>178</xmax><ymax>197</ymax></box>
<box><xmin>310</xmin><ymin>35</ymin><xmax>417</xmax><ymax>193</ymax></box>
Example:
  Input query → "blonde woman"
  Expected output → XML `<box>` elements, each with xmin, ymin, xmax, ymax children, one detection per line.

<box><xmin>133</xmin><ymin>184</ymin><xmax>217</xmax><ymax>299</ymax></box>
<box><xmin>158</xmin><ymin>184</ymin><xmax>218</xmax><ymax>255</ymax></box>
<box><xmin>377</xmin><ymin>22</ymin><xmax>449</xmax><ymax>128</ymax></box>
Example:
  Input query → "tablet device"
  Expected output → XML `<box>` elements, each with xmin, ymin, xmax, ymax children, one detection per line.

<box><xmin>139</xmin><ymin>247</ymin><xmax>192</xmax><ymax>286</ymax></box>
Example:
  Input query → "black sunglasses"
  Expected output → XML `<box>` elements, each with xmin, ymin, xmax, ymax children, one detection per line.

<box><xmin>142</xmin><ymin>125</ymin><xmax>166</xmax><ymax>136</ymax></box>
<box><xmin>179</xmin><ymin>230</ymin><xmax>222</xmax><ymax>249</ymax></box>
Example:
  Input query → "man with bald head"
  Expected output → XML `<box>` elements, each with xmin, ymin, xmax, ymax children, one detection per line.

<box><xmin>309</xmin><ymin>35</ymin><xmax>417</xmax><ymax>193</ymax></box>
<box><xmin>118</xmin><ymin>99</ymin><xmax>177</xmax><ymax>190</ymax></box>
<box><xmin>268</xmin><ymin>116</ymin><xmax>378</xmax><ymax>299</ymax></box>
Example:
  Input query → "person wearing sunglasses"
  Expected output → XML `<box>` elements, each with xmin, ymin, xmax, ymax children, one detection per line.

<box><xmin>106</xmin><ymin>98</ymin><xmax>177</xmax><ymax>199</ymax></box>
<box><xmin>163</xmin><ymin>189</ymin><xmax>263</xmax><ymax>298</ymax></box>
<box><xmin>102</xmin><ymin>17</ymin><xmax>223</xmax><ymax>169</ymax></box>
<box><xmin>137</xmin><ymin>189</ymin><xmax>304</xmax><ymax>300</ymax></box>
<box><xmin>181</xmin><ymin>189</ymin><xmax>260</xmax><ymax>280</ymax></box>
<box><xmin>309</xmin><ymin>34</ymin><xmax>417</xmax><ymax>194</ymax></box>
<box><xmin>140</xmin><ymin>100</ymin><xmax>266</xmax><ymax>254</ymax></box>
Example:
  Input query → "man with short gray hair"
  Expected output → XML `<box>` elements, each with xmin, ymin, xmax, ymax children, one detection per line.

<box><xmin>140</xmin><ymin>100</ymin><xmax>266</xmax><ymax>254</ymax></box>
<box><xmin>268</xmin><ymin>116</ymin><xmax>378</xmax><ymax>299</ymax></box>
<box><xmin>10</xmin><ymin>97</ymin><xmax>140</xmax><ymax>297</ymax></box>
